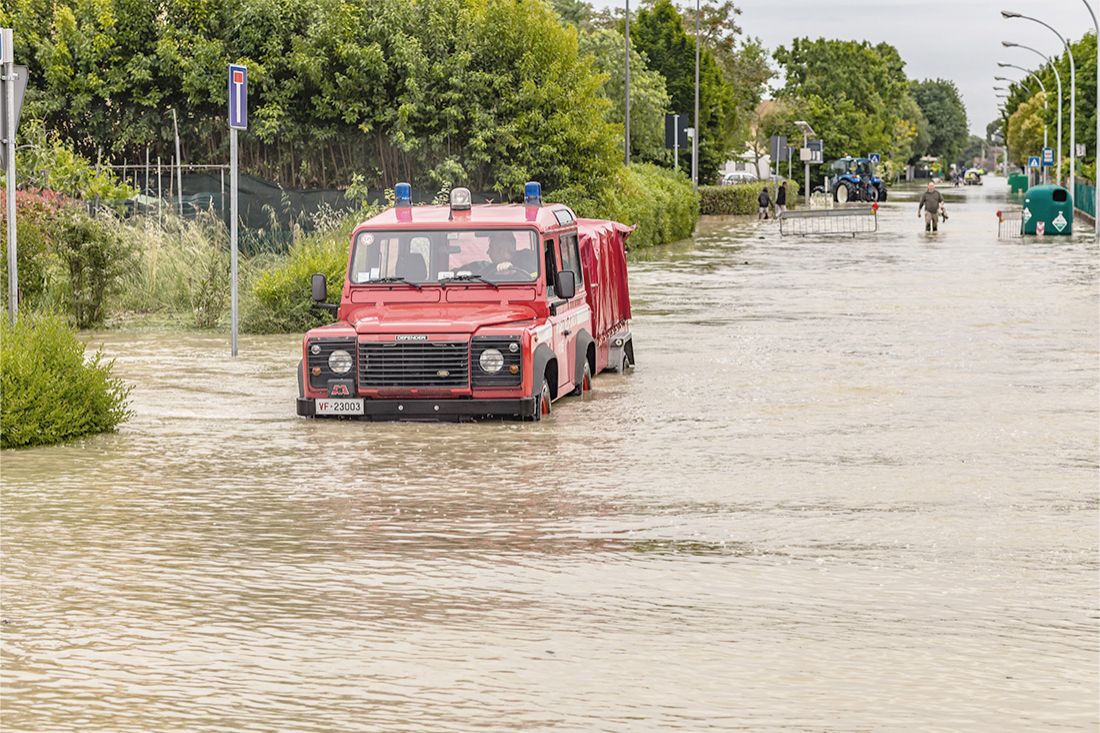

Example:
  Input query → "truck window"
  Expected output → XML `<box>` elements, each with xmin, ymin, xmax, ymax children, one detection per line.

<box><xmin>350</xmin><ymin>229</ymin><xmax>539</xmax><ymax>284</ymax></box>
<box><xmin>543</xmin><ymin>239</ymin><xmax>556</xmax><ymax>294</ymax></box>
<box><xmin>559</xmin><ymin>232</ymin><xmax>583</xmax><ymax>289</ymax></box>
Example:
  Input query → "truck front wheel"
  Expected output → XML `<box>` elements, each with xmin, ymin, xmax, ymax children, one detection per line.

<box><xmin>534</xmin><ymin>378</ymin><xmax>552</xmax><ymax>421</ymax></box>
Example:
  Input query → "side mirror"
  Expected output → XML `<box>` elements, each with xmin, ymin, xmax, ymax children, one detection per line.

<box><xmin>554</xmin><ymin>270</ymin><xmax>576</xmax><ymax>300</ymax></box>
<box><xmin>310</xmin><ymin>273</ymin><xmax>339</xmax><ymax>315</ymax></box>
<box><xmin>311</xmin><ymin>273</ymin><xmax>328</xmax><ymax>303</ymax></box>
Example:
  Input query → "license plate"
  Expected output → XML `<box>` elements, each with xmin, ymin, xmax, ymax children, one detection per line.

<box><xmin>315</xmin><ymin>398</ymin><xmax>364</xmax><ymax>416</ymax></box>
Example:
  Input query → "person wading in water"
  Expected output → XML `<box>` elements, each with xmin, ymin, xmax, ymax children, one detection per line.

<box><xmin>917</xmin><ymin>181</ymin><xmax>945</xmax><ymax>232</ymax></box>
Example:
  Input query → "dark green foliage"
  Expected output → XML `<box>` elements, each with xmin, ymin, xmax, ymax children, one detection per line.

<box><xmin>698</xmin><ymin>180</ymin><xmax>800</xmax><ymax>215</ymax></box>
<box><xmin>630</xmin><ymin>0</ymin><xmax>737</xmax><ymax>182</ymax></box>
<box><xmin>556</xmin><ymin>163</ymin><xmax>699</xmax><ymax>249</ymax></box>
<box><xmin>0</xmin><ymin>315</ymin><xmax>132</xmax><ymax>449</ymax></box>
<box><xmin>910</xmin><ymin>79</ymin><xmax>969</xmax><ymax>163</ymax></box>
<box><xmin>54</xmin><ymin>211</ymin><xmax>135</xmax><ymax>329</ymax></box>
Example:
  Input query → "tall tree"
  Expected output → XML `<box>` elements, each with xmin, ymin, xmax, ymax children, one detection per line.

<box><xmin>910</xmin><ymin>79</ymin><xmax>969</xmax><ymax>164</ymax></box>
<box><xmin>632</xmin><ymin>0</ymin><xmax>736</xmax><ymax>182</ymax></box>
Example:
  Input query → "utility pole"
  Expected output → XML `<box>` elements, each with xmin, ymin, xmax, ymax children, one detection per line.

<box><xmin>228</xmin><ymin>64</ymin><xmax>248</xmax><ymax>357</ymax></box>
<box><xmin>624</xmin><ymin>0</ymin><xmax>630</xmax><ymax>166</ymax></box>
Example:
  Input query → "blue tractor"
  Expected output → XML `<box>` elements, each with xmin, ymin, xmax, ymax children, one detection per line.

<box><xmin>826</xmin><ymin>157</ymin><xmax>888</xmax><ymax>203</ymax></box>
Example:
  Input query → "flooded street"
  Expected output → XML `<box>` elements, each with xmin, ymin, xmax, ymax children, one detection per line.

<box><xmin>2</xmin><ymin>180</ymin><xmax>1097</xmax><ymax>731</ymax></box>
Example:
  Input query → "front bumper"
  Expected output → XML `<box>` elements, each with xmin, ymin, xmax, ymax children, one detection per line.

<box><xmin>296</xmin><ymin>396</ymin><xmax>537</xmax><ymax>421</ymax></box>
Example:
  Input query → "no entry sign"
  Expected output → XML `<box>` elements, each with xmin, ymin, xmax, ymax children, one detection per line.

<box><xmin>228</xmin><ymin>64</ymin><xmax>247</xmax><ymax>130</ymax></box>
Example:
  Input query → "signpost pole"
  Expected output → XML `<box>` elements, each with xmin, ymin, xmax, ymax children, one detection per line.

<box><xmin>228</xmin><ymin>64</ymin><xmax>247</xmax><ymax>358</ymax></box>
<box><xmin>230</xmin><ymin>127</ymin><xmax>238</xmax><ymax>357</ymax></box>
<box><xmin>2</xmin><ymin>28</ymin><xmax>17</xmax><ymax>326</ymax></box>
<box><xmin>624</xmin><ymin>0</ymin><xmax>630</xmax><ymax>166</ymax></box>
<box><xmin>672</xmin><ymin>114</ymin><xmax>679</xmax><ymax>171</ymax></box>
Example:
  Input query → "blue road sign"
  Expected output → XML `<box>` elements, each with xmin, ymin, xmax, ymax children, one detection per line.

<box><xmin>1041</xmin><ymin>146</ymin><xmax>1053</xmax><ymax>167</ymax></box>
<box><xmin>868</xmin><ymin>153</ymin><xmax>881</xmax><ymax>165</ymax></box>
<box><xmin>228</xmin><ymin>64</ymin><xmax>247</xmax><ymax>130</ymax></box>
<box><xmin>1028</xmin><ymin>156</ymin><xmax>1041</xmax><ymax>169</ymax></box>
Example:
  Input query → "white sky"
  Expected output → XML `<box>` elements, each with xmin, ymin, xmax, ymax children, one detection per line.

<box><xmin>593</xmin><ymin>0</ymin><xmax>1095</xmax><ymax>136</ymax></box>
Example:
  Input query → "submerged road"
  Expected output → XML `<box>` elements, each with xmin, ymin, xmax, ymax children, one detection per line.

<box><xmin>2</xmin><ymin>179</ymin><xmax>1097</xmax><ymax>731</ymax></box>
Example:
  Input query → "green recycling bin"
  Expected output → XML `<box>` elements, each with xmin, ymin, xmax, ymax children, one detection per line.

<box><xmin>1022</xmin><ymin>184</ymin><xmax>1073</xmax><ymax>235</ymax></box>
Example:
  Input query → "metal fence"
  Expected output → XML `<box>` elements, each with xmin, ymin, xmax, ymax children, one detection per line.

<box><xmin>1074</xmin><ymin>181</ymin><xmax>1096</xmax><ymax>220</ymax></box>
<box><xmin>997</xmin><ymin>207</ymin><xmax>1023</xmax><ymax>239</ymax></box>
<box><xmin>778</xmin><ymin>206</ymin><xmax>879</xmax><ymax>237</ymax></box>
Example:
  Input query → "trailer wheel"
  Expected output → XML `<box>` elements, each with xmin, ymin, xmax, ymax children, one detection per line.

<box><xmin>621</xmin><ymin>353</ymin><xmax>631</xmax><ymax>372</ymax></box>
<box><xmin>533</xmin><ymin>378</ymin><xmax>552</xmax><ymax>421</ymax></box>
<box><xmin>864</xmin><ymin>185</ymin><xmax>878</xmax><ymax>203</ymax></box>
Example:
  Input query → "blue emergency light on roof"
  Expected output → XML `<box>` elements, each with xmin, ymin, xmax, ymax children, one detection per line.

<box><xmin>524</xmin><ymin>181</ymin><xmax>542</xmax><ymax>206</ymax></box>
<box><xmin>394</xmin><ymin>182</ymin><xmax>412</xmax><ymax>207</ymax></box>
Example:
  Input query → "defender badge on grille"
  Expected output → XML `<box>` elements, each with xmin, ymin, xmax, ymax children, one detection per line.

<box><xmin>396</xmin><ymin>334</ymin><xmax>428</xmax><ymax>341</ymax></box>
<box><xmin>437</xmin><ymin>370</ymin><xmax>450</xmax><ymax>378</ymax></box>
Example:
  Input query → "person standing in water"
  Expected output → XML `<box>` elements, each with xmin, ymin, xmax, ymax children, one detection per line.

<box><xmin>758</xmin><ymin>186</ymin><xmax>772</xmax><ymax>220</ymax></box>
<box><xmin>917</xmin><ymin>181</ymin><xmax>945</xmax><ymax>232</ymax></box>
<box><xmin>775</xmin><ymin>182</ymin><xmax>787</xmax><ymax>218</ymax></box>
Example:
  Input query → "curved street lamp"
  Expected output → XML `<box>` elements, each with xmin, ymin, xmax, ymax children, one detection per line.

<box><xmin>1003</xmin><ymin>41</ymin><xmax>1063</xmax><ymax>185</ymax></box>
<box><xmin>1003</xmin><ymin>11</ymin><xmax>1075</xmax><ymax>189</ymax></box>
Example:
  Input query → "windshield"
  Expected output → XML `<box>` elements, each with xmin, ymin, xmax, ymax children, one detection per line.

<box><xmin>349</xmin><ymin>229</ymin><xmax>539</xmax><ymax>285</ymax></box>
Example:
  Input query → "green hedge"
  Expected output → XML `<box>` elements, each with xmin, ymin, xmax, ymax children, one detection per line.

<box><xmin>239</xmin><ymin>208</ymin><xmax>379</xmax><ymax>334</ymax></box>
<box><xmin>555</xmin><ymin>163</ymin><xmax>700</xmax><ymax>249</ymax></box>
<box><xmin>699</xmin><ymin>180</ymin><xmax>800</xmax><ymax>215</ymax></box>
<box><xmin>1</xmin><ymin>315</ymin><xmax>131</xmax><ymax>448</ymax></box>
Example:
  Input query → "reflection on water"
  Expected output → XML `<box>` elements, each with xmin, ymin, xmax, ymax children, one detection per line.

<box><xmin>2</xmin><ymin>180</ymin><xmax>1097</xmax><ymax>731</ymax></box>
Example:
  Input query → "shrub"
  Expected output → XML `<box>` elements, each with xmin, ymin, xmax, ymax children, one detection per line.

<box><xmin>0</xmin><ymin>315</ymin><xmax>131</xmax><ymax>449</ymax></box>
<box><xmin>1</xmin><ymin>189</ymin><xmax>70</xmax><ymax>312</ymax></box>
<box><xmin>240</xmin><ymin>207</ymin><xmax>378</xmax><ymax>334</ymax></box>
<box><xmin>555</xmin><ymin>163</ymin><xmax>700</xmax><ymax>248</ymax></box>
<box><xmin>54</xmin><ymin>210</ymin><xmax>135</xmax><ymax>329</ymax></box>
<box><xmin>698</xmin><ymin>180</ymin><xmax>801</xmax><ymax>215</ymax></box>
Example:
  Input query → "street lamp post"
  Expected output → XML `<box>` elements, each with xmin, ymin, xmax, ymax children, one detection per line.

<box><xmin>692</xmin><ymin>0</ymin><xmax>699</xmax><ymax>187</ymax></box>
<box><xmin>1003</xmin><ymin>41</ymin><xmax>1063</xmax><ymax>186</ymax></box>
<box><xmin>1081</xmin><ymin>0</ymin><xmax>1098</xmax><ymax>234</ymax></box>
<box><xmin>1003</xmin><ymin>12</ymin><xmax>1075</xmax><ymax>191</ymax></box>
<box><xmin>624</xmin><ymin>0</ymin><xmax>630</xmax><ymax>166</ymax></box>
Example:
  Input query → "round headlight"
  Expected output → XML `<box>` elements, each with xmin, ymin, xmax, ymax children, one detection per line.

<box><xmin>479</xmin><ymin>348</ymin><xmax>504</xmax><ymax>373</ymax></box>
<box><xmin>328</xmin><ymin>349</ymin><xmax>353</xmax><ymax>374</ymax></box>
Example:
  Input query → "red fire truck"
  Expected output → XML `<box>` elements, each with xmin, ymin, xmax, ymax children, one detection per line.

<box><xmin>296</xmin><ymin>182</ymin><xmax>634</xmax><ymax>420</ymax></box>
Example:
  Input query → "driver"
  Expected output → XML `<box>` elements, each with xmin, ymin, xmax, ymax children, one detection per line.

<box><xmin>471</xmin><ymin>232</ymin><xmax>536</xmax><ymax>279</ymax></box>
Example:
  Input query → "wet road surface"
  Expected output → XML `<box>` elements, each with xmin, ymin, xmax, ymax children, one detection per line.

<box><xmin>2</xmin><ymin>179</ymin><xmax>1098</xmax><ymax>731</ymax></box>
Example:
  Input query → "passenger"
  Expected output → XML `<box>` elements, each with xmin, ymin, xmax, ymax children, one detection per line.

<box><xmin>917</xmin><ymin>181</ymin><xmax>945</xmax><ymax>232</ymax></box>
<box><xmin>758</xmin><ymin>187</ymin><xmax>772</xmax><ymax>220</ymax></box>
<box><xmin>775</xmin><ymin>182</ymin><xmax>787</xmax><ymax>218</ymax></box>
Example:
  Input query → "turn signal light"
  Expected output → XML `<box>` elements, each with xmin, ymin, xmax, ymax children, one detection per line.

<box><xmin>311</xmin><ymin>366</ymin><xmax>322</xmax><ymax>377</ymax></box>
<box><xmin>509</xmin><ymin>365</ymin><xmax>519</xmax><ymax>375</ymax></box>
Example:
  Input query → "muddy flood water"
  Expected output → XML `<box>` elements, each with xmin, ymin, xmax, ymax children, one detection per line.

<box><xmin>2</xmin><ymin>179</ymin><xmax>1098</xmax><ymax>731</ymax></box>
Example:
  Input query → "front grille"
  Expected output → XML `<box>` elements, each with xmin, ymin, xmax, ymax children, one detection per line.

<box><xmin>471</xmin><ymin>337</ymin><xmax>522</xmax><ymax>387</ymax></box>
<box><xmin>359</xmin><ymin>341</ymin><xmax>469</xmax><ymax>388</ymax></box>
<box><xmin>307</xmin><ymin>339</ymin><xmax>356</xmax><ymax>389</ymax></box>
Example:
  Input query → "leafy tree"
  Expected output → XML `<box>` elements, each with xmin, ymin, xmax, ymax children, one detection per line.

<box><xmin>910</xmin><ymin>79</ymin><xmax>969</xmax><ymax>164</ymax></box>
<box><xmin>632</xmin><ymin>0</ymin><xmax>736</xmax><ymax>182</ymax></box>
<box><xmin>1007</xmin><ymin>92</ymin><xmax>1047</xmax><ymax>167</ymax></box>
<box><xmin>773</xmin><ymin>38</ymin><xmax>923</xmax><ymax>166</ymax></box>
<box><xmin>579</xmin><ymin>28</ymin><xmax>671</xmax><ymax>163</ymax></box>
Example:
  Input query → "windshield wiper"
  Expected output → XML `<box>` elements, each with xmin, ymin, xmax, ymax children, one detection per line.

<box><xmin>439</xmin><ymin>273</ymin><xmax>500</xmax><ymax>290</ymax></box>
<box><xmin>367</xmin><ymin>276</ymin><xmax>422</xmax><ymax>290</ymax></box>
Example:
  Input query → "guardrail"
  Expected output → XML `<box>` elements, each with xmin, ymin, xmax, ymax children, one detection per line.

<box><xmin>996</xmin><ymin>207</ymin><xmax>1023</xmax><ymax>239</ymax></box>
<box><xmin>778</xmin><ymin>205</ymin><xmax>879</xmax><ymax>237</ymax></box>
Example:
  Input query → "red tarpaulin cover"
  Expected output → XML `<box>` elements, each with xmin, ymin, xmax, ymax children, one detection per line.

<box><xmin>577</xmin><ymin>218</ymin><xmax>634</xmax><ymax>342</ymax></box>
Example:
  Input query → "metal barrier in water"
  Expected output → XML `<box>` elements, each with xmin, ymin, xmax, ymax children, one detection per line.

<box><xmin>997</xmin><ymin>207</ymin><xmax>1023</xmax><ymax>239</ymax></box>
<box><xmin>779</xmin><ymin>206</ymin><xmax>879</xmax><ymax>237</ymax></box>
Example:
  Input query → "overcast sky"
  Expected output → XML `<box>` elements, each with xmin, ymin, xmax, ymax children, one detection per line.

<box><xmin>594</xmin><ymin>0</ymin><xmax>1095</xmax><ymax>136</ymax></box>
